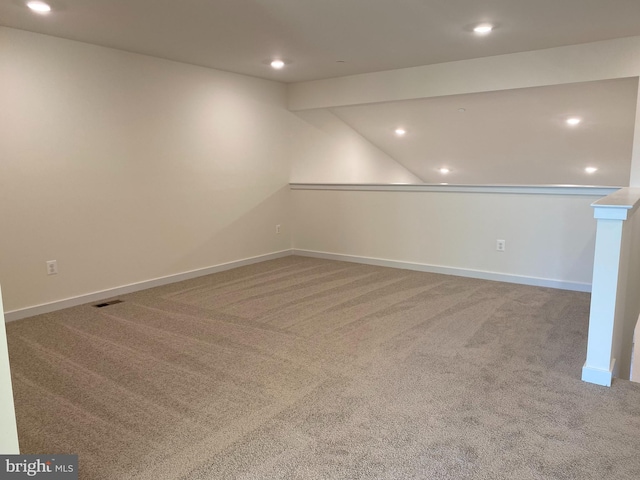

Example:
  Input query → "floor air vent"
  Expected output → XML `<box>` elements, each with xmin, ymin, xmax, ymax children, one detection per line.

<box><xmin>93</xmin><ymin>300</ymin><xmax>124</xmax><ymax>308</ymax></box>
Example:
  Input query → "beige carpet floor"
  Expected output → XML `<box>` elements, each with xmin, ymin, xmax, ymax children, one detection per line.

<box><xmin>6</xmin><ymin>256</ymin><xmax>640</xmax><ymax>479</ymax></box>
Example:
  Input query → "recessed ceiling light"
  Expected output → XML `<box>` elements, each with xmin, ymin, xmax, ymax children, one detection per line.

<box><xmin>473</xmin><ymin>24</ymin><xmax>493</xmax><ymax>34</ymax></box>
<box><xmin>395</xmin><ymin>128</ymin><xmax>406</xmax><ymax>136</ymax></box>
<box><xmin>458</xmin><ymin>108</ymin><xmax>466</xmax><ymax>113</ymax></box>
<box><xmin>270</xmin><ymin>59</ymin><xmax>285</xmax><ymax>69</ymax></box>
<box><xmin>566</xmin><ymin>117</ymin><xmax>582</xmax><ymax>126</ymax></box>
<box><xmin>439</xmin><ymin>168</ymin><xmax>450</xmax><ymax>174</ymax></box>
<box><xmin>26</xmin><ymin>1</ymin><xmax>51</xmax><ymax>13</ymax></box>
<box><xmin>585</xmin><ymin>167</ymin><xmax>598</xmax><ymax>174</ymax></box>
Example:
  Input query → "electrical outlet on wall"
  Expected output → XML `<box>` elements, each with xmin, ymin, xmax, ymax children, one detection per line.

<box><xmin>46</xmin><ymin>260</ymin><xmax>58</xmax><ymax>275</ymax></box>
<box><xmin>496</xmin><ymin>239</ymin><xmax>506</xmax><ymax>252</ymax></box>
<box><xmin>276</xmin><ymin>224</ymin><xmax>281</xmax><ymax>234</ymax></box>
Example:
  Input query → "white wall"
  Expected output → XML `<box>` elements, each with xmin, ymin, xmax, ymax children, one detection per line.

<box><xmin>615</xmin><ymin>207</ymin><xmax>640</xmax><ymax>379</ymax></box>
<box><xmin>292</xmin><ymin>188</ymin><xmax>600</xmax><ymax>289</ymax></box>
<box><xmin>2</xmin><ymin>27</ymin><xmax>637</xmax><ymax>316</ymax></box>
<box><xmin>287</xmin><ymin>35</ymin><xmax>640</xmax><ymax>292</ymax></box>
<box><xmin>289</xmin><ymin>109</ymin><xmax>421</xmax><ymax>184</ymax></box>
<box><xmin>288</xmin><ymin>36</ymin><xmax>640</xmax><ymax>111</ymax></box>
<box><xmin>631</xmin><ymin>89</ymin><xmax>640</xmax><ymax>186</ymax></box>
<box><xmin>0</xmin><ymin>27</ymin><xmax>292</xmax><ymax>314</ymax></box>
<box><xmin>632</xmin><ymin>315</ymin><xmax>640</xmax><ymax>381</ymax></box>
<box><xmin>328</xmin><ymin>79</ymin><xmax>637</xmax><ymax>186</ymax></box>
<box><xmin>288</xmin><ymin>35</ymin><xmax>640</xmax><ymax>188</ymax></box>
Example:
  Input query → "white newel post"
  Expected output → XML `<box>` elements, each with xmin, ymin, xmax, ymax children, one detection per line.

<box><xmin>582</xmin><ymin>189</ymin><xmax>640</xmax><ymax>386</ymax></box>
<box><xmin>0</xmin><ymin>285</ymin><xmax>20</xmax><ymax>453</ymax></box>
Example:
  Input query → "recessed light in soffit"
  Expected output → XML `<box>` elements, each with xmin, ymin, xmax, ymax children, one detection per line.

<box><xmin>473</xmin><ymin>24</ymin><xmax>494</xmax><ymax>35</ymax></box>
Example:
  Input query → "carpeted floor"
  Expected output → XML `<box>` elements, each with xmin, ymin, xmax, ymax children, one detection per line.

<box><xmin>6</xmin><ymin>256</ymin><xmax>640</xmax><ymax>479</ymax></box>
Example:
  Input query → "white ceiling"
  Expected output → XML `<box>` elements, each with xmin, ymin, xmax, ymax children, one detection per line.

<box><xmin>3</xmin><ymin>0</ymin><xmax>640</xmax><ymax>83</ymax></box>
<box><xmin>329</xmin><ymin>78</ymin><xmax>638</xmax><ymax>185</ymax></box>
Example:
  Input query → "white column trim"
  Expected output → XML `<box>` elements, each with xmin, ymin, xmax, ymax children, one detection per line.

<box><xmin>583</xmin><ymin>188</ymin><xmax>640</xmax><ymax>386</ymax></box>
<box><xmin>0</xmin><ymin>286</ymin><xmax>20</xmax><ymax>454</ymax></box>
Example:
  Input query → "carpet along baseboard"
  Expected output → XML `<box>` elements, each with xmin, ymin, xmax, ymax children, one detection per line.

<box><xmin>4</xmin><ymin>250</ymin><xmax>294</xmax><ymax>322</ymax></box>
<box><xmin>292</xmin><ymin>249</ymin><xmax>592</xmax><ymax>293</ymax></box>
<box><xmin>5</xmin><ymin>249</ymin><xmax>591</xmax><ymax>322</ymax></box>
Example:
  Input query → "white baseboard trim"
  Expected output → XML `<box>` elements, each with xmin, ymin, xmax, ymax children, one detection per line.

<box><xmin>582</xmin><ymin>359</ymin><xmax>615</xmax><ymax>387</ymax></box>
<box><xmin>4</xmin><ymin>250</ymin><xmax>293</xmax><ymax>323</ymax></box>
<box><xmin>292</xmin><ymin>249</ymin><xmax>592</xmax><ymax>293</ymax></box>
<box><xmin>5</xmin><ymin>248</ymin><xmax>591</xmax><ymax>323</ymax></box>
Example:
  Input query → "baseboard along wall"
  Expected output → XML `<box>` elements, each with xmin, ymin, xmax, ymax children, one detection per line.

<box><xmin>293</xmin><ymin>249</ymin><xmax>592</xmax><ymax>293</ymax></box>
<box><xmin>4</xmin><ymin>248</ymin><xmax>591</xmax><ymax>322</ymax></box>
<box><xmin>4</xmin><ymin>250</ymin><xmax>293</xmax><ymax>322</ymax></box>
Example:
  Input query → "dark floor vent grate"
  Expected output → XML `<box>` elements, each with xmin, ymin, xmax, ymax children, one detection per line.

<box><xmin>93</xmin><ymin>300</ymin><xmax>124</xmax><ymax>308</ymax></box>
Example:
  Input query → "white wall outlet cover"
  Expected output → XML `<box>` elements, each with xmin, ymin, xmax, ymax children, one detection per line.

<box><xmin>46</xmin><ymin>260</ymin><xmax>58</xmax><ymax>275</ymax></box>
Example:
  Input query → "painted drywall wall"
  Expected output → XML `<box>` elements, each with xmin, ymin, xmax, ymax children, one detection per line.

<box><xmin>0</xmin><ymin>287</ymin><xmax>19</xmax><ymax>453</ymax></box>
<box><xmin>631</xmin><ymin>90</ymin><xmax>640</xmax><ymax>187</ymax></box>
<box><xmin>288</xmin><ymin>36</ymin><xmax>640</xmax><ymax>188</ymax></box>
<box><xmin>614</xmin><ymin>206</ymin><xmax>640</xmax><ymax>379</ymax></box>
<box><xmin>0</xmin><ymin>27</ymin><xmax>291</xmax><ymax>313</ymax></box>
<box><xmin>328</xmin><ymin>79</ymin><xmax>637</xmax><ymax>186</ymax></box>
<box><xmin>292</xmin><ymin>189</ymin><xmax>599</xmax><ymax>288</ymax></box>
<box><xmin>289</xmin><ymin>109</ymin><xmax>421</xmax><ymax>184</ymax></box>
<box><xmin>632</xmin><ymin>313</ymin><xmax>640</xmax><ymax>381</ymax></box>
<box><xmin>288</xmin><ymin>36</ymin><xmax>640</xmax><ymax>111</ymax></box>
